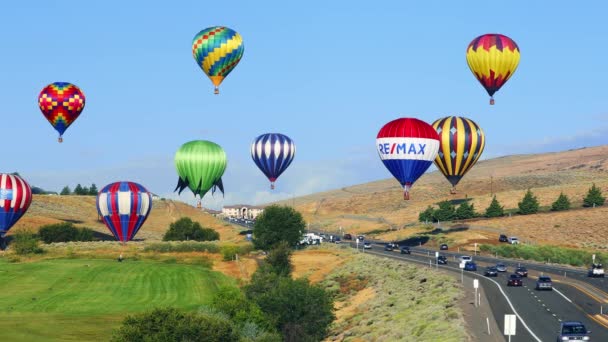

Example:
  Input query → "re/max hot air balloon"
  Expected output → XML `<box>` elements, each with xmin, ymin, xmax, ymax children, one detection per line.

<box><xmin>96</xmin><ymin>181</ymin><xmax>152</xmax><ymax>243</ymax></box>
<box><xmin>192</xmin><ymin>26</ymin><xmax>244</xmax><ymax>94</ymax></box>
<box><xmin>432</xmin><ymin>116</ymin><xmax>486</xmax><ymax>194</ymax></box>
<box><xmin>38</xmin><ymin>82</ymin><xmax>86</xmax><ymax>142</ymax></box>
<box><xmin>0</xmin><ymin>174</ymin><xmax>32</xmax><ymax>239</ymax></box>
<box><xmin>466</xmin><ymin>34</ymin><xmax>520</xmax><ymax>105</ymax></box>
<box><xmin>251</xmin><ymin>133</ymin><xmax>296</xmax><ymax>190</ymax></box>
<box><xmin>175</xmin><ymin>140</ymin><xmax>227</xmax><ymax>207</ymax></box>
<box><xmin>377</xmin><ymin>118</ymin><xmax>440</xmax><ymax>200</ymax></box>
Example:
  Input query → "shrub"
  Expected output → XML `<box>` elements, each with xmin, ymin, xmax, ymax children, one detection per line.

<box><xmin>551</xmin><ymin>192</ymin><xmax>571</xmax><ymax>211</ymax></box>
<box><xmin>38</xmin><ymin>223</ymin><xmax>95</xmax><ymax>243</ymax></box>
<box><xmin>480</xmin><ymin>244</ymin><xmax>605</xmax><ymax>267</ymax></box>
<box><xmin>11</xmin><ymin>230</ymin><xmax>43</xmax><ymax>255</ymax></box>
<box><xmin>583</xmin><ymin>183</ymin><xmax>605</xmax><ymax>207</ymax></box>
<box><xmin>221</xmin><ymin>245</ymin><xmax>240</xmax><ymax>261</ymax></box>
<box><xmin>418</xmin><ymin>206</ymin><xmax>434</xmax><ymax>222</ymax></box>
<box><xmin>143</xmin><ymin>242</ymin><xmax>220</xmax><ymax>253</ymax></box>
<box><xmin>432</xmin><ymin>201</ymin><xmax>455</xmax><ymax>222</ymax></box>
<box><xmin>253</xmin><ymin>205</ymin><xmax>306</xmax><ymax>250</ymax></box>
<box><xmin>485</xmin><ymin>196</ymin><xmax>504</xmax><ymax>218</ymax></box>
<box><xmin>163</xmin><ymin>217</ymin><xmax>219</xmax><ymax>242</ymax></box>
<box><xmin>518</xmin><ymin>189</ymin><xmax>540</xmax><ymax>215</ymax></box>
<box><xmin>265</xmin><ymin>241</ymin><xmax>293</xmax><ymax>277</ymax></box>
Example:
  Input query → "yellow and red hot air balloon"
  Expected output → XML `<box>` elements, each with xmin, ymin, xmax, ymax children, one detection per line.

<box><xmin>432</xmin><ymin>116</ymin><xmax>485</xmax><ymax>194</ymax></box>
<box><xmin>466</xmin><ymin>34</ymin><xmax>520</xmax><ymax>105</ymax></box>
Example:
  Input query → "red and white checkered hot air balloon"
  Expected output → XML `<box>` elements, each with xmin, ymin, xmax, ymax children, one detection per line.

<box><xmin>0</xmin><ymin>173</ymin><xmax>32</xmax><ymax>238</ymax></box>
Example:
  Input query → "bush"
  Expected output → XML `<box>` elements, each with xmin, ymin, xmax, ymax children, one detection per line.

<box><xmin>265</xmin><ymin>241</ymin><xmax>293</xmax><ymax>277</ymax></box>
<box><xmin>480</xmin><ymin>244</ymin><xmax>604</xmax><ymax>267</ymax></box>
<box><xmin>111</xmin><ymin>307</ymin><xmax>240</xmax><ymax>342</ymax></box>
<box><xmin>11</xmin><ymin>230</ymin><xmax>43</xmax><ymax>255</ymax></box>
<box><xmin>210</xmin><ymin>287</ymin><xmax>274</xmax><ymax>331</ymax></box>
<box><xmin>143</xmin><ymin>242</ymin><xmax>220</xmax><ymax>253</ymax></box>
<box><xmin>583</xmin><ymin>183</ymin><xmax>605</xmax><ymax>207</ymax></box>
<box><xmin>518</xmin><ymin>189</ymin><xmax>540</xmax><ymax>215</ymax></box>
<box><xmin>38</xmin><ymin>223</ymin><xmax>94</xmax><ymax>243</ymax></box>
<box><xmin>551</xmin><ymin>192</ymin><xmax>571</xmax><ymax>211</ymax></box>
<box><xmin>418</xmin><ymin>206</ymin><xmax>434</xmax><ymax>223</ymax></box>
<box><xmin>485</xmin><ymin>196</ymin><xmax>504</xmax><ymax>218</ymax></box>
<box><xmin>163</xmin><ymin>217</ymin><xmax>219</xmax><ymax>242</ymax></box>
<box><xmin>253</xmin><ymin>205</ymin><xmax>306</xmax><ymax>250</ymax></box>
<box><xmin>221</xmin><ymin>245</ymin><xmax>240</xmax><ymax>261</ymax></box>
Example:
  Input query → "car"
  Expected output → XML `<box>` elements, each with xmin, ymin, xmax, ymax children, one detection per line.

<box><xmin>515</xmin><ymin>266</ymin><xmax>528</xmax><ymax>277</ymax></box>
<box><xmin>499</xmin><ymin>234</ymin><xmax>508</xmax><ymax>242</ymax></box>
<box><xmin>507</xmin><ymin>274</ymin><xmax>523</xmax><ymax>286</ymax></box>
<box><xmin>484</xmin><ymin>266</ymin><xmax>498</xmax><ymax>277</ymax></box>
<box><xmin>535</xmin><ymin>276</ymin><xmax>552</xmax><ymax>291</ymax></box>
<box><xmin>334</xmin><ymin>237</ymin><xmax>341</xmax><ymax>244</ymax></box>
<box><xmin>496</xmin><ymin>263</ymin><xmax>507</xmax><ymax>272</ymax></box>
<box><xmin>588</xmin><ymin>263</ymin><xmax>605</xmax><ymax>278</ymax></box>
<box><xmin>437</xmin><ymin>255</ymin><xmax>448</xmax><ymax>264</ymax></box>
<box><xmin>384</xmin><ymin>244</ymin><xmax>394</xmax><ymax>251</ymax></box>
<box><xmin>508</xmin><ymin>236</ymin><xmax>519</xmax><ymax>245</ymax></box>
<box><xmin>400</xmin><ymin>246</ymin><xmax>411</xmax><ymax>254</ymax></box>
<box><xmin>557</xmin><ymin>321</ymin><xmax>591</xmax><ymax>341</ymax></box>
<box><xmin>459</xmin><ymin>255</ymin><xmax>473</xmax><ymax>263</ymax></box>
<box><xmin>440</xmin><ymin>244</ymin><xmax>449</xmax><ymax>250</ymax></box>
<box><xmin>464</xmin><ymin>261</ymin><xmax>477</xmax><ymax>271</ymax></box>
<box><xmin>363</xmin><ymin>242</ymin><xmax>372</xmax><ymax>249</ymax></box>
<box><xmin>357</xmin><ymin>235</ymin><xmax>365</xmax><ymax>241</ymax></box>
<box><xmin>343</xmin><ymin>234</ymin><xmax>352</xmax><ymax>240</ymax></box>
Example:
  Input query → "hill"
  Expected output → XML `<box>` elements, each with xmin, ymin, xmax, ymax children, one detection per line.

<box><xmin>274</xmin><ymin>145</ymin><xmax>608</xmax><ymax>250</ymax></box>
<box><xmin>9</xmin><ymin>196</ymin><xmax>240</xmax><ymax>242</ymax></box>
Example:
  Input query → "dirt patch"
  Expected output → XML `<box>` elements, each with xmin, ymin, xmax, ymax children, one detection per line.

<box><xmin>292</xmin><ymin>248</ymin><xmax>352</xmax><ymax>283</ymax></box>
<box><xmin>333</xmin><ymin>287</ymin><xmax>376</xmax><ymax>323</ymax></box>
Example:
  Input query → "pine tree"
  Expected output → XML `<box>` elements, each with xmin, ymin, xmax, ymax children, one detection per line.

<box><xmin>518</xmin><ymin>189</ymin><xmax>540</xmax><ymax>215</ymax></box>
<box><xmin>583</xmin><ymin>183</ymin><xmax>605</xmax><ymax>207</ymax></box>
<box><xmin>418</xmin><ymin>206</ymin><xmax>435</xmax><ymax>222</ymax></box>
<box><xmin>89</xmin><ymin>184</ymin><xmax>98</xmax><ymax>195</ymax></box>
<box><xmin>551</xmin><ymin>192</ymin><xmax>571</xmax><ymax>211</ymax></box>
<box><xmin>455</xmin><ymin>201</ymin><xmax>477</xmax><ymax>219</ymax></box>
<box><xmin>74</xmin><ymin>184</ymin><xmax>84</xmax><ymax>195</ymax></box>
<box><xmin>485</xmin><ymin>196</ymin><xmax>504</xmax><ymax>218</ymax></box>
<box><xmin>60</xmin><ymin>186</ymin><xmax>71</xmax><ymax>195</ymax></box>
<box><xmin>433</xmin><ymin>201</ymin><xmax>455</xmax><ymax>222</ymax></box>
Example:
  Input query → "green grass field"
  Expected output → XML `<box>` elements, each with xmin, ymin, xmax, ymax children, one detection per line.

<box><xmin>0</xmin><ymin>258</ymin><xmax>236</xmax><ymax>341</ymax></box>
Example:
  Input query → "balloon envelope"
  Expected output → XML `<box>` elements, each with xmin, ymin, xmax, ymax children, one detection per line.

<box><xmin>377</xmin><ymin>118</ymin><xmax>440</xmax><ymax>200</ymax></box>
<box><xmin>432</xmin><ymin>116</ymin><xmax>485</xmax><ymax>188</ymax></box>
<box><xmin>466</xmin><ymin>34</ymin><xmax>520</xmax><ymax>104</ymax></box>
<box><xmin>38</xmin><ymin>82</ymin><xmax>85</xmax><ymax>142</ymax></box>
<box><xmin>192</xmin><ymin>26</ymin><xmax>244</xmax><ymax>94</ymax></box>
<box><xmin>251</xmin><ymin>133</ymin><xmax>296</xmax><ymax>189</ymax></box>
<box><xmin>174</xmin><ymin>140</ymin><xmax>227</xmax><ymax>199</ymax></box>
<box><xmin>96</xmin><ymin>181</ymin><xmax>152</xmax><ymax>242</ymax></box>
<box><xmin>0</xmin><ymin>174</ymin><xmax>32</xmax><ymax>237</ymax></box>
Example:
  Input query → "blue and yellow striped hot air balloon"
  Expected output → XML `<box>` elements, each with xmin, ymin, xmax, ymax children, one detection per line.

<box><xmin>432</xmin><ymin>116</ymin><xmax>485</xmax><ymax>194</ymax></box>
<box><xmin>192</xmin><ymin>26</ymin><xmax>244</xmax><ymax>94</ymax></box>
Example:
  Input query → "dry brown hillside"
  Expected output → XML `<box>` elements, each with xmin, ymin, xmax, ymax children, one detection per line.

<box><xmin>9</xmin><ymin>196</ymin><xmax>240</xmax><ymax>242</ymax></box>
<box><xmin>275</xmin><ymin>145</ymin><xmax>608</xmax><ymax>249</ymax></box>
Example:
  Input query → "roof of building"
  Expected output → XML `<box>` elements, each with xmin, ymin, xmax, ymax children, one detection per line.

<box><xmin>223</xmin><ymin>204</ymin><xmax>266</xmax><ymax>209</ymax></box>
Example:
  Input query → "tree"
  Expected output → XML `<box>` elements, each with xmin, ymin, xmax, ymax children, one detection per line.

<box><xmin>418</xmin><ymin>206</ymin><xmax>434</xmax><ymax>222</ymax></box>
<box><xmin>89</xmin><ymin>183</ymin><xmax>98</xmax><ymax>195</ymax></box>
<box><xmin>432</xmin><ymin>201</ymin><xmax>455</xmax><ymax>222</ymax></box>
<box><xmin>82</xmin><ymin>186</ymin><xmax>90</xmax><ymax>195</ymax></box>
<box><xmin>551</xmin><ymin>192</ymin><xmax>571</xmax><ymax>211</ymax></box>
<box><xmin>265</xmin><ymin>241</ymin><xmax>293</xmax><ymax>277</ymax></box>
<box><xmin>583</xmin><ymin>183</ymin><xmax>605</xmax><ymax>207</ymax></box>
<box><xmin>111</xmin><ymin>307</ymin><xmax>240</xmax><ymax>342</ymax></box>
<box><xmin>60</xmin><ymin>186</ymin><xmax>71</xmax><ymax>195</ymax></box>
<box><xmin>210</xmin><ymin>286</ymin><xmax>274</xmax><ymax>332</ymax></box>
<box><xmin>246</xmin><ymin>276</ymin><xmax>334</xmax><ymax>342</ymax></box>
<box><xmin>455</xmin><ymin>201</ymin><xmax>477</xmax><ymax>219</ymax></box>
<box><xmin>10</xmin><ymin>230</ymin><xmax>43</xmax><ymax>255</ymax></box>
<box><xmin>74</xmin><ymin>184</ymin><xmax>84</xmax><ymax>195</ymax></box>
<box><xmin>38</xmin><ymin>223</ymin><xmax>94</xmax><ymax>243</ymax></box>
<box><xmin>163</xmin><ymin>217</ymin><xmax>219</xmax><ymax>242</ymax></box>
<box><xmin>518</xmin><ymin>189</ymin><xmax>540</xmax><ymax>215</ymax></box>
<box><xmin>252</xmin><ymin>205</ymin><xmax>306</xmax><ymax>250</ymax></box>
<box><xmin>485</xmin><ymin>196</ymin><xmax>504</xmax><ymax>218</ymax></box>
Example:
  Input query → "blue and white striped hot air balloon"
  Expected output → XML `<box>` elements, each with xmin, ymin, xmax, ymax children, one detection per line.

<box><xmin>251</xmin><ymin>133</ymin><xmax>296</xmax><ymax>189</ymax></box>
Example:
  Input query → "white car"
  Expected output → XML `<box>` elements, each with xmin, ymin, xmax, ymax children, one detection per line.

<box><xmin>363</xmin><ymin>242</ymin><xmax>372</xmax><ymax>249</ymax></box>
<box><xmin>508</xmin><ymin>237</ymin><xmax>519</xmax><ymax>244</ymax></box>
<box><xmin>459</xmin><ymin>255</ymin><xmax>472</xmax><ymax>269</ymax></box>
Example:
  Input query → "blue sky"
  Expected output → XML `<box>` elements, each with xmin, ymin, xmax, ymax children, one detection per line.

<box><xmin>1</xmin><ymin>1</ymin><xmax>607</xmax><ymax>209</ymax></box>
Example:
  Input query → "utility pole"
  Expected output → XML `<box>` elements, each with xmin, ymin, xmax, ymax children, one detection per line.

<box><xmin>490</xmin><ymin>175</ymin><xmax>493</xmax><ymax>197</ymax></box>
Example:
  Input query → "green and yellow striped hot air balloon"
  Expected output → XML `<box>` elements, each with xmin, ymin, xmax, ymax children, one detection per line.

<box><xmin>192</xmin><ymin>26</ymin><xmax>244</xmax><ymax>94</ymax></box>
<box><xmin>174</xmin><ymin>140</ymin><xmax>227</xmax><ymax>206</ymax></box>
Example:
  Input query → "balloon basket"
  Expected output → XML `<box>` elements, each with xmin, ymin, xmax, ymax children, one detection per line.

<box><xmin>450</xmin><ymin>188</ymin><xmax>457</xmax><ymax>195</ymax></box>
<box><xmin>214</xmin><ymin>87</ymin><xmax>219</xmax><ymax>95</ymax></box>
<box><xmin>58</xmin><ymin>137</ymin><xmax>63</xmax><ymax>143</ymax></box>
<box><xmin>489</xmin><ymin>97</ymin><xmax>495</xmax><ymax>105</ymax></box>
<box><xmin>270</xmin><ymin>183</ymin><xmax>275</xmax><ymax>190</ymax></box>
<box><xmin>403</xmin><ymin>192</ymin><xmax>410</xmax><ymax>200</ymax></box>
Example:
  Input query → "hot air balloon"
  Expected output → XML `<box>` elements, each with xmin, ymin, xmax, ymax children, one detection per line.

<box><xmin>96</xmin><ymin>181</ymin><xmax>152</xmax><ymax>243</ymax></box>
<box><xmin>251</xmin><ymin>133</ymin><xmax>296</xmax><ymax>190</ymax></box>
<box><xmin>192</xmin><ymin>26</ymin><xmax>244</xmax><ymax>94</ymax></box>
<box><xmin>466</xmin><ymin>34</ymin><xmax>520</xmax><ymax>105</ymax></box>
<box><xmin>377</xmin><ymin>118</ymin><xmax>440</xmax><ymax>200</ymax></box>
<box><xmin>432</xmin><ymin>116</ymin><xmax>486</xmax><ymax>194</ymax></box>
<box><xmin>0</xmin><ymin>173</ymin><xmax>32</xmax><ymax>241</ymax></box>
<box><xmin>38</xmin><ymin>82</ymin><xmax>86</xmax><ymax>142</ymax></box>
<box><xmin>174</xmin><ymin>140</ymin><xmax>227</xmax><ymax>207</ymax></box>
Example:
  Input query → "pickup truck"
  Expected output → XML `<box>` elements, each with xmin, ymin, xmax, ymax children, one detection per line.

<box><xmin>535</xmin><ymin>276</ymin><xmax>552</xmax><ymax>290</ymax></box>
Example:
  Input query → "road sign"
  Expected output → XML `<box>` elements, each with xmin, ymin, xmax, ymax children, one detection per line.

<box><xmin>473</xmin><ymin>279</ymin><xmax>479</xmax><ymax>289</ymax></box>
<box><xmin>504</xmin><ymin>314</ymin><xmax>516</xmax><ymax>337</ymax></box>
<box><xmin>435</xmin><ymin>251</ymin><xmax>439</xmax><ymax>258</ymax></box>
<box><xmin>593</xmin><ymin>254</ymin><xmax>596</xmax><ymax>262</ymax></box>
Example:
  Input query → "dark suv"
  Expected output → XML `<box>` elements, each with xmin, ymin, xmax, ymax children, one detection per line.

<box><xmin>515</xmin><ymin>266</ymin><xmax>528</xmax><ymax>277</ymax></box>
<box><xmin>557</xmin><ymin>321</ymin><xmax>590</xmax><ymax>341</ymax></box>
<box><xmin>400</xmin><ymin>246</ymin><xmax>411</xmax><ymax>254</ymax></box>
<box><xmin>499</xmin><ymin>234</ymin><xmax>508</xmax><ymax>242</ymax></box>
<box><xmin>437</xmin><ymin>255</ymin><xmax>447</xmax><ymax>264</ymax></box>
<box><xmin>343</xmin><ymin>234</ymin><xmax>352</xmax><ymax>240</ymax></box>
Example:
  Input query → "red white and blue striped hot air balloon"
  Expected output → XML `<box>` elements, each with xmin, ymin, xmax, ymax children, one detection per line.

<box><xmin>377</xmin><ymin>118</ymin><xmax>440</xmax><ymax>200</ymax></box>
<box><xmin>0</xmin><ymin>173</ymin><xmax>32</xmax><ymax>238</ymax></box>
<box><xmin>96</xmin><ymin>181</ymin><xmax>152</xmax><ymax>243</ymax></box>
<box><xmin>251</xmin><ymin>133</ymin><xmax>296</xmax><ymax>190</ymax></box>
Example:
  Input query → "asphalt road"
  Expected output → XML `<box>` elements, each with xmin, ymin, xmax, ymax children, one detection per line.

<box><xmin>344</xmin><ymin>240</ymin><xmax>608</xmax><ymax>342</ymax></box>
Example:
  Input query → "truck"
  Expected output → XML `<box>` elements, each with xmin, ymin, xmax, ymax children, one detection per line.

<box><xmin>588</xmin><ymin>263</ymin><xmax>605</xmax><ymax>278</ymax></box>
<box><xmin>299</xmin><ymin>233</ymin><xmax>324</xmax><ymax>246</ymax></box>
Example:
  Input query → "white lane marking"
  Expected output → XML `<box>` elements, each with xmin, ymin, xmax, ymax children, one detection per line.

<box><xmin>367</xmin><ymin>249</ymin><xmax>543</xmax><ymax>342</ymax></box>
<box><xmin>552</xmin><ymin>287</ymin><xmax>573</xmax><ymax>303</ymax></box>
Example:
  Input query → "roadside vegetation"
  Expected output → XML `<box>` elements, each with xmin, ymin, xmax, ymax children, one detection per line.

<box><xmin>479</xmin><ymin>243</ymin><xmax>606</xmax><ymax>267</ymax></box>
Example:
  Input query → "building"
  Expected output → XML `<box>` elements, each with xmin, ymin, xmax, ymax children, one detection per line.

<box><xmin>222</xmin><ymin>204</ymin><xmax>265</xmax><ymax>219</ymax></box>
<box><xmin>203</xmin><ymin>208</ymin><xmax>222</xmax><ymax>217</ymax></box>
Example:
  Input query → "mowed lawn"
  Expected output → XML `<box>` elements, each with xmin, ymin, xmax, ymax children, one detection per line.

<box><xmin>0</xmin><ymin>258</ymin><xmax>236</xmax><ymax>341</ymax></box>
